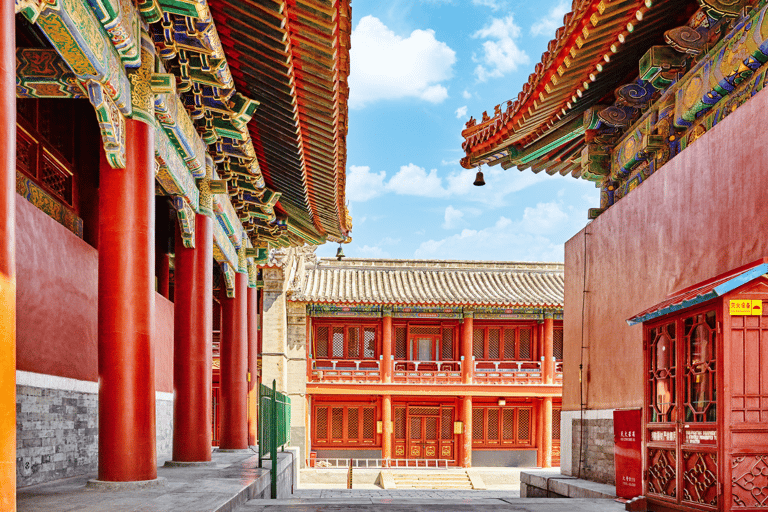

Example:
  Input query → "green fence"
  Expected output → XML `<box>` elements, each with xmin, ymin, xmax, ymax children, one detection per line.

<box><xmin>258</xmin><ymin>379</ymin><xmax>291</xmax><ymax>498</ymax></box>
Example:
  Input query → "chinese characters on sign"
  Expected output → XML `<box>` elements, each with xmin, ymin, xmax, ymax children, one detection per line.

<box><xmin>729</xmin><ymin>299</ymin><xmax>763</xmax><ymax>316</ymax></box>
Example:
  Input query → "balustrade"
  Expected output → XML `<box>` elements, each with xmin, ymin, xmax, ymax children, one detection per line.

<box><xmin>310</xmin><ymin>359</ymin><xmax>381</xmax><ymax>383</ymax></box>
<box><xmin>473</xmin><ymin>360</ymin><xmax>545</xmax><ymax>385</ymax></box>
<box><xmin>392</xmin><ymin>360</ymin><xmax>462</xmax><ymax>384</ymax></box>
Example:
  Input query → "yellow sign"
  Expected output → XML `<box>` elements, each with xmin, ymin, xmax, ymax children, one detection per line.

<box><xmin>730</xmin><ymin>299</ymin><xmax>763</xmax><ymax>316</ymax></box>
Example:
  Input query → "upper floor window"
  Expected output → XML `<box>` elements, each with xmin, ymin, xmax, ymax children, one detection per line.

<box><xmin>394</xmin><ymin>324</ymin><xmax>458</xmax><ymax>361</ymax></box>
<box><xmin>473</xmin><ymin>325</ymin><xmax>533</xmax><ymax>361</ymax></box>
<box><xmin>554</xmin><ymin>327</ymin><xmax>563</xmax><ymax>361</ymax></box>
<box><xmin>314</xmin><ymin>324</ymin><xmax>377</xmax><ymax>359</ymax></box>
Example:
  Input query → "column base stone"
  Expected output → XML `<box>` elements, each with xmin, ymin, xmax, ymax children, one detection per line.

<box><xmin>86</xmin><ymin>477</ymin><xmax>167</xmax><ymax>490</ymax></box>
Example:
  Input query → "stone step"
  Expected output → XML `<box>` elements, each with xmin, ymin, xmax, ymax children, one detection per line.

<box><xmin>390</xmin><ymin>470</ymin><xmax>474</xmax><ymax>490</ymax></box>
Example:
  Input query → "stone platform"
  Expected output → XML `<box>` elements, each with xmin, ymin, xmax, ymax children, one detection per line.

<box><xmin>520</xmin><ymin>469</ymin><xmax>617</xmax><ymax>499</ymax></box>
<box><xmin>17</xmin><ymin>450</ymin><xmax>295</xmax><ymax>512</ymax></box>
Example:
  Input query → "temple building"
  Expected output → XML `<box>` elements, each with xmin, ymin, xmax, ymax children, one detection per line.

<box><xmin>258</xmin><ymin>252</ymin><xmax>564</xmax><ymax>468</ymax></box>
<box><xmin>4</xmin><ymin>0</ymin><xmax>350</xmax><ymax>507</ymax></box>
<box><xmin>461</xmin><ymin>0</ymin><xmax>768</xmax><ymax>510</ymax></box>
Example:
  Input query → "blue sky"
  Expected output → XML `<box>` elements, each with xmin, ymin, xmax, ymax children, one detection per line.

<box><xmin>315</xmin><ymin>0</ymin><xmax>599</xmax><ymax>262</ymax></box>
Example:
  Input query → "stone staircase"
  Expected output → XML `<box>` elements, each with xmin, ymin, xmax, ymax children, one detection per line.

<box><xmin>379</xmin><ymin>470</ymin><xmax>486</xmax><ymax>490</ymax></box>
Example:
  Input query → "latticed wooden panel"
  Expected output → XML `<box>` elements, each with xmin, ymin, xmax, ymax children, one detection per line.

<box><xmin>519</xmin><ymin>328</ymin><xmax>531</xmax><ymax>359</ymax></box>
<box><xmin>410</xmin><ymin>417</ymin><xmax>422</xmax><ymax>440</ymax></box>
<box><xmin>442</xmin><ymin>328</ymin><xmax>453</xmax><ymax>359</ymax></box>
<box><xmin>647</xmin><ymin>448</ymin><xmax>677</xmax><ymax>498</ymax></box>
<box><xmin>681</xmin><ymin>451</ymin><xmax>717</xmax><ymax>507</ymax></box>
<box><xmin>347</xmin><ymin>408</ymin><xmax>359</xmax><ymax>440</ymax></box>
<box><xmin>473</xmin><ymin>329</ymin><xmax>484</xmax><ymax>358</ymax></box>
<box><xmin>395</xmin><ymin>408</ymin><xmax>406</xmax><ymax>439</ymax></box>
<box><xmin>347</xmin><ymin>327</ymin><xmax>359</xmax><ymax>358</ymax></box>
<box><xmin>489</xmin><ymin>329</ymin><xmax>500</xmax><ymax>359</ymax></box>
<box><xmin>411</xmin><ymin>326</ymin><xmax>440</xmax><ymax>335</ymax></box>
<box><xmin>504</xmin><ymin>329</ymin><xmax>516</xmax><ymax>359</ymax></box>
<box><xmin>363</xmin><ymin>327</ymin><xmax>376</xmax><ymax>358</ymax></box>
<box><xmin>395</xmin><ymin>327</ymin><xmax>407</xmax><ymax>359</ymax></box>
<box><xmin>502</xmin><ymin>409</ymin><xmax>515</xmax><ymax>440</ymax></box>
<box><xmin>316</xmin><ymin>327</ymin><xmax>329</xmax><ymax>358</ymax></box>
<box><xmin>362</xmin><ymin>408</ymin><xmax>375</xmax><ymax>440</ymax></box>
<box><xmin>488</xmin><ymin>409</ymin><xmax>499</xmax><ymax>440</ymax></box>
<box><xmin>409</xmin><ymin>407</ymin><xmax>439</xmax><ymax>416</ymax></box>
<box><xmin>331</xmin><ymin>407</ymin><xmax>343</xmax><ymax>439</ymax></box>
<box><xmin>425</xmin><ymin>417</ymin><xmax>438</xmax><ymax>440</ymax></box>
<box><xmin>552</xmin><ymin>409</ymin><xmax>560</xmax><ymax>440</ymax></box>
<box><xmin>472</xmin><ymin>408</ymin><xmax>484</xmax><ymax>440</ymax></box>
<box><xmin>553</xmin><ymin>328</ymin><xmax>564</xmax><ymax>360</ymax></box>
<box><xmin>441</xmin><ymin>408</ymin><xmax>453</xmax><ymax>439</ymax></box>
<box><xmin>316</xmin><ymin>407</ymin><xmax>328</xmax><ymax>439</ymax></box>
<box><xmin>332</xmin><ymin>327</ymin><xmax>344</xmax><ymax>358</ymax></box>
<box><xmin>518</xmin><ymin>409</ymin><xmax>531</xmax><ymax>442</ymax></box>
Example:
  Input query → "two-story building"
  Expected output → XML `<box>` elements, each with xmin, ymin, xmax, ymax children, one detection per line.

<box><xmin>261</xmin><ymin>251</ymin><xmax>564</xmax><ymax>468</ymax></box>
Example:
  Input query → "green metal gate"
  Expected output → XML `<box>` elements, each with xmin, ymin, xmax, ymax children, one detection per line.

<box><xmin>258</xmin><ymin>379</ymin><xmax>291</xmax><ymax>498</ymax></box>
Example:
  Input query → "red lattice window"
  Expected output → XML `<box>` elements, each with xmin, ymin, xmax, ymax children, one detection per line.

<box><xmin>411</xmin><ymin>326</ymin><xmax>440</xmax><ymax>336</ymax></box>
<box><xmin>473</xmin><ymin>406</ymin><xmax>532</xmax><ymax>446</ymax></box>
<box><xmin>442</xmin><ymin>328</ymin><xmax>454</xmax><ymax>360</ymax></box>
<box><xmin>551</xmin><ymin>409</ymin><xmax>560</xmax><ymax>441</ymax></box>
<box><xmin>314</xmin><ymin>323</ymin><xmax>378</xmax><ymax>360</ymax></box>
<box><xmin>473</xmin><ymin>329</ymin><xmax>484</xmax><ymax>359</ymax></box>
<box><xmin>553</xmin><ymin>328</ymin><xmax>564</xmax><ymax>360</ymax></box>
<box><xmin>316</xmin><ymin>326</ymin><xmax>329</xmax><ymax>358</ymax></box>
<box><xmin>395</xmin><ymin>407</ymin><xmax>406</xmax><ymax>440</ymax></box>
<box><xmin>441</xmin><ymin>409</ymin><xmax>453</xmax><ymax>440</ymax></box>
<box><xmin>683</xmin><ymin>311</ymin><xmax>717</xmax><ymax>423</ymax></box>
<box><xmin>474</xmin><ymin>325</ymin><xmax>537</xmax><ymax>361</ymax></box>
<box><xmin>519</xmin><ymin>329</ymin><xmax>531</xmax><ymax>359</ymax></box>
<box><xmin>519</xmin><ymin>409</ymin><xmax>531</xmax><ymax>441</ymax></box>
<box><xmin>395</xmin><ymin>327</ymin><xmax>407</xmax><ymax>359</ymax></box>
<box><xmin>314</xmin><ymin>404</ymin><xmax>379</xmax><ymax>446</ymax></box>
<box><xmin>472</xmin><ymin>408</ymin><xmax>484</xmax><ymax>440</ymax></box>
<box><xmin>647</xmin><ymin>321</ymin><xmax>676</xmax><ymax>423</ymax></box>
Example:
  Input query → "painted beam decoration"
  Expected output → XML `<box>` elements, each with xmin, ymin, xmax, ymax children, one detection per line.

<box><xmin>16</xmin><ymin>0</ymin><xmax>352</xmax><ymax>252</ymax></box>
<box><xmin>461</xmin><ymin>0</ymin><xmax>768</xmax><ymax>219</ymax></box>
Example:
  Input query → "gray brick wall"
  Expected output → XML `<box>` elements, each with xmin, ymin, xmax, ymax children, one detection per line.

<box><xmin>16</xmin><ymin>385</ymin><xmax>98</xmax><ymax>487</ymax></box>
<box><xmin>570</xmin><ymin>418</ymin><xmax>614</xmax><ymax>485</ymax></box>
<box><xmin>17</xmin><ymin>383</ymin><xmax>175</xmax><ymax>487</ymax></box>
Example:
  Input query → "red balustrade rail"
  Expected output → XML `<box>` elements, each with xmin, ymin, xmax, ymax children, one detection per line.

<box><xmin>310</xmin><ymin>359</ymin><xmax>381</xmax><ymax>383</ymax></box>
<box><xmin>473</xmin><ymin>360</ymin><xmax>544</xmax><ymax>385</ymax></box>
<box><xmin>392</xmin><ymin>360</ymin><xmax>462</xmax><ymax>384</ymax></box>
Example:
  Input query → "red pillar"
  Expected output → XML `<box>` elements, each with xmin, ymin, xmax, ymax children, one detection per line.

<box><xmin>382</xmin><ymin>313</ymin><xmax>392</xmax><ymax>383</ymax></box>
<box><xmin>461</xmin><ymin>396</ymin><xmax>472</xmax><ymax>468</ymax></box>
<box><xmin>98</xmin><ymin>119</ymin><xmax>156</xmax><ymax>481</ymax></box>
<box><xmin>543</xmin><ymin>396</ymin><xmax>553</xmax><ymax>468</ymax></box>
<box><xmin>461</xmin><ymin>314</ymin><xmax>474</xmax><ymax>384</ymax></box>
<box><xmin>219</xmin><ymin>271</ymin><xmax>249</xmax><ymax>449</ymax></box>
<box><xmin>172</xmin><ymin>214</ymin><xmax>212</xmax><ymax>461</ymax></box>
<box><xmin>247</xmin><ymin>285</ymin><xmax>259</xmax><ymax>446</ymax></box>
<box><xmin>536</xmin><ymin>399</ymin><xmax>544</xmax><ymax>467</ymax></box>
<box><xmin>543</xmin><ymin>317</ymin><xmax>554</xmax><ymax>384</ymax></box>
<box><xmin>382</xmin><ymin>394</ymin><xmax>392</xmax><ymax>462</ymax></box>
<box><xmin>0</xmin><ymin>1</ymin><xmax>15</xmax><ymax>507</ymax></box>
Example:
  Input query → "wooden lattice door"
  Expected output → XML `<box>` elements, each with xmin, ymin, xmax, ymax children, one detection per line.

<box><xmin>408</xmin><ymin>407</ymin><xmax>440</xmax><ymax>459</ymax></box>
<box><xmin>645</xmin><ymin>307</ymin><xmax>719</xmax><ymax>511</ymax></box>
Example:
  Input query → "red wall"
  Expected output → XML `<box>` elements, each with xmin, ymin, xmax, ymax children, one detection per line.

<box><xmin>16</xmin><ymin>195</ymin><xmax>174</xmax><ymax>392</ymax></box>
<box><xmin>563</xmin><ymin>87</ymin><xmax>768</xmax><ymax>412</ymax></box>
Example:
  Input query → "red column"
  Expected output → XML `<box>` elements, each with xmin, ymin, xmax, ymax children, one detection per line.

<box><xmin>0</xmin><ymin>1</ymin><xmax>15</xmax><ymax>507</ymax></box>
<box><xmin>382</xmin><ymin>394</ymin><xmax>392</xmax><ymax>462</ymax></box>
<box><xmin>461</xmin><ymin>314</ymin><xmax>474</xmax><ymax>384</ymax></box>
<box><xmin>543</xmin><ymin>317</ymin><xmax>554</xmax><ymax>384</ymax></box>
<box><xmin>536</xmin><ymin>399</ymin><xmax>544</xmax><ymax>467</ymax></box>
<box><xmin>247</xmin><ymin>285</ymin><xmax>259</xmax><ymax>446</ymax></box>
<box><xmin>172</xmin><ymin>214</ymin><xmax>212</xmax><ymax>461</ymax></box>
<box><xmin>461</xmin><ymin>396</ymin><xmax>472</xmax><ymax>468</ymax></box>
<box><xmin>382</xmin><ymin>313</ymin><xmax>392</xmax><ymax>383</ymax></box>
<box><xmin>543</xmin><ymin>396</ymin><xmax>553</xmax><ymax>468</ymax></box>
<box><xmin>98</xmin><ymin>119</ymin><xmax>156</xmax><ymax>481</ymax></box>
<box><xmin>219</xmin><ymin>271</ymin><xmax>249</xmax><ymax>449</ymax></box>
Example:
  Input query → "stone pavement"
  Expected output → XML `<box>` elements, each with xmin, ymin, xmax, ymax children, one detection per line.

<box><xmin>17</xmin><ymin>451</ymin><xmax>281</xmax><ymax>512</ymax></box>
<box><xmin>239</xmin><ymin>489</ymin><xmax>626</xmax><ymax>511</ymax></box>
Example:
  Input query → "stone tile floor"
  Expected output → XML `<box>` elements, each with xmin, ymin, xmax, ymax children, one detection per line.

<box><xmin>16</xmin><ymin>451</ymin><xmax>269</xmax><ymax>512</ymax></box>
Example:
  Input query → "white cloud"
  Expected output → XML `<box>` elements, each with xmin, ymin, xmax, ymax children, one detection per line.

<box><xmin>455</xmin><ymin>105</ymin><xmax>468</xmax><ymax>119</ymax></box>
<box><xmin>414</xmin><ymin>215</ymin><xmax>565</xmax><ymax>262</ymax></box>
<box><xmin>442</xmin><ymin>206</ymin><xmax>466</xmax><ymax>229</ymax></box>
<box><xmin>385</xmin><ymin>163</ymin><xmax>449</xmax><ymax>197</ymax></box>
<box><xmin>462</xmin><ymin>90</ymin><xmax>472</xmax><ymax>99</ymax></box>
<box><xmin>356</xmin><ymin>245</ymin><xmax>390</xmax><ymax>258</ymax></box>
<box><xmin>472</xmin><ymin>0</ymin><xmax>506</xmax><ymax>11</ymax></box>
<box><xmin>472</xmin><ymin>15</ymin><xmax>530</xmax><ymax>82</ymax></box>
<box><xmin>349</xmin><ymin>16</ymin><xmax>456</xmax><ymax>108</ymax></box>
<box><xmin>346</xmin><ymin>165</ymin><xmax>386</xmax><ymax>202</ymax></box>
<box><xmin>441</xmin><ymin>158</ymin><xmax>459</xmax><ymax>166</ymax></box>
<box><xmin>530</xmin><ymin>1</ymin><xmax>570</xmax><ymax>37</ymax></box>
<box><xmin>521</xmin><ymin>201</ymin><xmax>569</xmax><ymax>234</ymax></box>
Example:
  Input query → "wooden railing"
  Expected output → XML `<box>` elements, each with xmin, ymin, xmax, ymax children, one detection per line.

<box><xmin>392</xmin><ymin>361</ymin><xmax>462</xmax><ymax>384</ymax></box>
<box><xmin>473</xmin><ymin>360</ymin><xmax>544</xmax><ymax>384</ymax></box>
<box><xmin>555</xmin><ymin>361</ymin><xmax>564</xmax><ymax>384</ymax></box>
<box><xmin>309</xmin><ymin>359</ymin><xmax>381</xmax><ymax>382</ymax></box>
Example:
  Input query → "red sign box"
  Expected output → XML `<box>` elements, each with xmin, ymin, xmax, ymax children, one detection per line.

<box><xmin>613</xmin><ymin>409</ymin><xmax>642</xmax><ymax>499</ymax></box>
